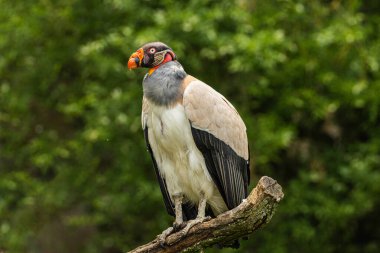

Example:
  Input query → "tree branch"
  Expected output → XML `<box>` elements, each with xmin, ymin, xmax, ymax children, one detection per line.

<box><xmin>128</xmin><ymin>176</ymin><xmax>284</xmax><ymax>253</ymax></box>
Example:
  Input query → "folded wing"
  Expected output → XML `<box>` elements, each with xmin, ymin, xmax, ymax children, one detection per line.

<box><xmin>183</xmin><ymin>80</ymin><xmax>250</xmax><ymax>210</ymax></box>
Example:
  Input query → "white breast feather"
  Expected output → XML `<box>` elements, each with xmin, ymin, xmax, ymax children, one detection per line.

<box><xmin>146</xmin><ymin>103</ymin><xmax>227</xmax><ymax>214</ymax></box>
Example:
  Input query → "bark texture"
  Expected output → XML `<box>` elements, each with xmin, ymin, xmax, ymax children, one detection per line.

<box><xmin>128</xmin><ymin>176</ymin><xmax>284</xmax><ymax>253</ymax></box>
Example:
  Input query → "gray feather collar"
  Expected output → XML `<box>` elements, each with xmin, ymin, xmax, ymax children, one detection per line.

<box><xmin>143</xmin><ymin>61</ymin><xmax>187</xmax><ymax>106</ymax></box>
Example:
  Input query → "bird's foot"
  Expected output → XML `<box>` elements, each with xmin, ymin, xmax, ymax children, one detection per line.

<box><xmin>157</xmin><ymin>221</ymin><xmax>186</xmax><ymax>247</ymax></box>
<box><xmin>157</xmin><ymin>216</ymin><xmax>211</xmax><ymax>245</ymax></box>
<box><xmin>173</xmin><ymin>221</ymin><xmax>186</xmax><ymax>232</ymax></box>
<box><xmin>157</xmin><ymin>227</ymin><xmax>174</xmax><ymax>247</ymax></box>
<box><xmin>180</xmin><ymin>216</ymin><xmax>211</xmax><ymax>237</ymax></box>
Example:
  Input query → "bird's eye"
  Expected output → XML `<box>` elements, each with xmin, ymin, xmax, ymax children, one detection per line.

<box><xmin>149</xmin><ymin>48</ymin><xmax>156</xmax><ymax>54</ymax></box>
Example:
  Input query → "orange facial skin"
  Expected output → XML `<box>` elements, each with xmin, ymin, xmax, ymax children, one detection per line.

<box><xmin>127</xmin><ymin>48</ymin><xmax>144</xmax><ymax>69</ymax></box>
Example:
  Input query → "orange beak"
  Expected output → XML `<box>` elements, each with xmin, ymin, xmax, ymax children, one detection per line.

<box><xmin>127</xmin><ymin>48</ymin><xmax>144</xmax><ymax>69</ymax></box>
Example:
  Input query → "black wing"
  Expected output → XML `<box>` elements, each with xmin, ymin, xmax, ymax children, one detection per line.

<box><xmin>191</xmin><ymin>127</ymin><xmax>250</xmax><ymax>210</ymax></box>
<box><xmin>144</xmin><ymin>127</ymin><xmax>197</xmax><ymax>220</ymax></box>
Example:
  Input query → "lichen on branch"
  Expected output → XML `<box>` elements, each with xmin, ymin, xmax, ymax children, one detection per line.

<box><xmin>128</xmin><ymin>176</ymin><xmax>284</xmax><ymax>253</ymax></box>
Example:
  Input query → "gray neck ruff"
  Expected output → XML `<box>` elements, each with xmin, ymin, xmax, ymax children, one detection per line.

<box><xmin>143</xmin><ymin>61</ymin><xmax>187</xmax><ymax>106</ymax></box>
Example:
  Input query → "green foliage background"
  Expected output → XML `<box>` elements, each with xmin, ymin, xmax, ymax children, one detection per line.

<box><xmin>1</xmin><ymin>0</ymin><xmax>380</xmax><ymax>252</ymax></box>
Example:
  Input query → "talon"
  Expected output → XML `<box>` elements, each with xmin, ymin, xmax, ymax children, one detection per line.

<box><xmin>157</xmin><ymin>227</ymin><xmax>174</xmax><ymax>247</ymax></box>
<box><xmin>173</xmin><ymin>221</ymin><xmax>185</xmax><ymax>232</ymax></box>
<box><xmin>181</xmin><ymin>217</ymin><xmax>208</xmax><ymax>236</ymax></box>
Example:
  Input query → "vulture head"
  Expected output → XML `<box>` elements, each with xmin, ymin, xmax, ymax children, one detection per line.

<box><xmin>128</xmin><ymin>42</ymin><xmax>177</xmax><ymax>70</ymax></box>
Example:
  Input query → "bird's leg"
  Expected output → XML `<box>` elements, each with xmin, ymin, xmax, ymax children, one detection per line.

<box><xmin>157</xmin><ymin>193</ymin><xmax>184</xmax><ymax>246</ymax></box>
<box><xmin>180</xmin><ymin>192</ymin><xmax>211</xmax><ymax>236</ymax></box>
<box><xmin>196</xmin><ymin>195</ymin><xmax>207</xmax><ymax>219</ymax></box>
<box><xmin>173</xmin><ymin>194</ymin><xmax>184</xmax><ymax>231</ymax></box>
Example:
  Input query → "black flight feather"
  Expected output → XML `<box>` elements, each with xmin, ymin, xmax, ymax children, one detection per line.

<box><xmin>191</xmin><ymin>127</ymin><xmax>249</xmax><ymax>210</ymax></box>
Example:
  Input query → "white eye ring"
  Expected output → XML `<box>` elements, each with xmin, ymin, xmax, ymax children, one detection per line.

<box><xmin>149</xmin><ymin>48</ymin><xmax>156</xmax><ymax>54</ymax></box>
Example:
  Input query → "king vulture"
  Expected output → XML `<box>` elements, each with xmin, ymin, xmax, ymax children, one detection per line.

<box><xmin>128</xmin><ymin>42</ymin><xmax>250</xmax><ymax>246</ymax></box>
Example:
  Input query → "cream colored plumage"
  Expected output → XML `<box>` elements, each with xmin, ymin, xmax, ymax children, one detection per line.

<box><xmin>142</xmin><ymin>71</ymin><xmax>249</xmax><ymax>212</ymax></box>
<box><xmin>142</xmin><ymin>99</ymin><xmax>228</xmax><ymax>215</ymax></box>
<box><xmin>129</xmin><ymin>42</ymin><xmax>249</xmax><ymax>247</ymax></box>
<box><xmin>183</xmin><ymin>78</ymin><xmax>249</xmax><ymax>160</ymax></box>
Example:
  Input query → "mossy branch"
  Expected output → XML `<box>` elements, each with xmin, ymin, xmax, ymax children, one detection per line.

<box><xmin>128</xmin><ymin>176</ymin><xmax>284</xmax><ymax>253</ymax></box>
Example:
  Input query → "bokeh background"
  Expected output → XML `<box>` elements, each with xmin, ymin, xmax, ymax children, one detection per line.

<box><xmin>1</xmin><ymin>0</ymin><xmax>380</xmax><ymax>252</ymax></box>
